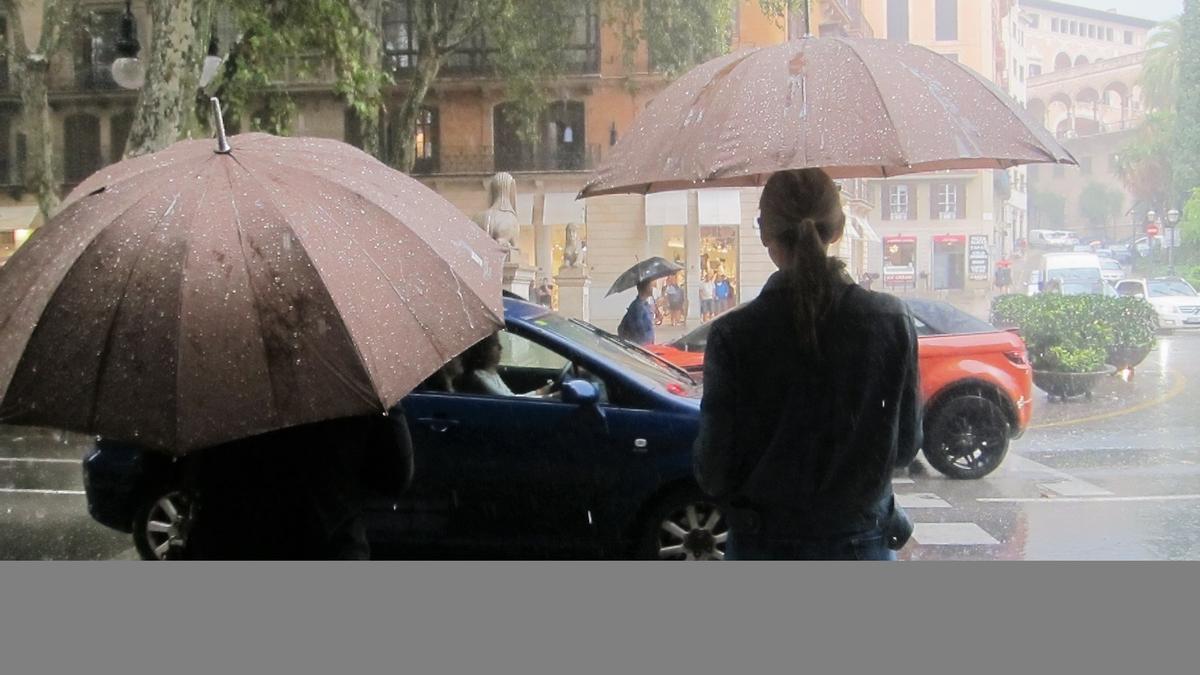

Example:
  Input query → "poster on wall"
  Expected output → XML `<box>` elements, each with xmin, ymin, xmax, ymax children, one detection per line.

<box><xmin>968</xmin><ymin>234</ymin><xmax>990</xmax><ymax>281</ymax></box>
<box><xmin>882</xmin><ymin>236</ymin><xmax>917</xmax><ymax>290</ymax></box>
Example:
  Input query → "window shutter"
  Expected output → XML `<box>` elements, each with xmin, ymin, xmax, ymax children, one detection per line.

<box><xmin>957</xmin><ymin>183</ymin><xmax>967</xmax><ymax>219</ymax></box>
<box><xmin>930</xmin><ymin>184</ymin><xmax>939</xmax><ymax>220</ymax></box>
<box><xmin>882</xmin><ymin>186</ymin><xmax>891</xmax><ymax>221</ymax></box>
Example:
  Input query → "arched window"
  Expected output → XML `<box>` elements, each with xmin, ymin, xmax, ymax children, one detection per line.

<box><xmin>1054</xmin><ymin>53</ymin><xmax>1072</xmax><ymax>71</ymax></box>
<box><xmin>63</xmin><ymin>113</ymin><xmax>102</xmax><ymax>185</ymax></box>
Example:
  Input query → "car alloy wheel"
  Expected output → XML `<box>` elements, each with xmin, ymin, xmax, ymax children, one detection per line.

<box><xmin>649</xmin><ymin>498</ymin><xmax>727</xmax><ymax>561</ymax></box>
<box><xmin>924</xmin><ymin>395</ymin><xmax>1010</xmax><ymax>480</ymax></box>
<box><xmin>135</xmin><ymin>490</ymin><xmax>194</xmax><ymax>561</ymax></box>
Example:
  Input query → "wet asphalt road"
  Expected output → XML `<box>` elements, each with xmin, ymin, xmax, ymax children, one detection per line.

<box><xmin>3</xmin><ymin>332</ymin><xmax>1199</xmax><ymax>561</ymax></box>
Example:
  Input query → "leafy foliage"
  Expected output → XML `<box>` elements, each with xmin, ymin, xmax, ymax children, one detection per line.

<box><xmin>991</xmin><ymin>294</ymin><xmax>1157</xmax><ymax>373</ymax></box>
<box><xmin>1116</xmin><ymin>110</ymin><xmax>1175</xmax><ymax>215</ymax></box>
<box><xmin>1078</xmin><ymin>182</ymin><xmax>1125</xmax><ymax>229</ymax></box>
<box><xmin>1029</xmin><ymin>190</ymin><xmax>1066</xmax><ymax>228</ymax></box>
<box><xmin>1173</xmin><ymin>0</ymin><xmax>1200</xmax><ymax>203</ymax></box>
<box><xmin>1141</xmin><ymin>18</ymin><xmax>1180</xmax><ymax>110</ymax></box>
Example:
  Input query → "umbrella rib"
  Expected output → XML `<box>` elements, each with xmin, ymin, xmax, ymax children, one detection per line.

<box><xmin>170</xmin><ymin>168</ymin><xmax>215</xmax><ymax>451</ymax></box>
<box><xmin>221</xmin><ymin>161</ymin><xmax>285</xmax><ymax>426</ymax></box>
<box><xmin>838</xmin><ymin>38</ymin><xmax>910</xmax><ymax>169</ymax></box>
<box><xmin>85</xmin><ymin>190</ymin><xmax>187</xmax><ymax>436</ymax></box>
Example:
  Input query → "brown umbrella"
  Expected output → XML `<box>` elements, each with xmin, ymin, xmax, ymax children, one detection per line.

<box><xmin>0</xmin><ymin>131</ymin><xmax>504</xmax><ymax>454</ymax></box>
<box><xmin>581</xmin><ymin>37</ymin><xmax>1075</xmax><ymax>197</ymax></box>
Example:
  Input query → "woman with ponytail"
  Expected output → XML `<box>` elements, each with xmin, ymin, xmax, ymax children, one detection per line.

<box><xmin>693</xmin><ymin>168</ymin><xmax>921</xmax><ymax>560</ymax></box>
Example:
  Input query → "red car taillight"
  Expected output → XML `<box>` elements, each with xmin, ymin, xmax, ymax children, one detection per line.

<box><xmin>1003</xmin><ymin>350</ymin><xmax>1028</xmax><ymax>366</ymax></box>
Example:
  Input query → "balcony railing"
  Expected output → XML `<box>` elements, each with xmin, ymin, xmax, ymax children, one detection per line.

<box><xmin>412</xmin><ymin>144</ymin><xmax>601</xmax><ymax>175</ymax></box>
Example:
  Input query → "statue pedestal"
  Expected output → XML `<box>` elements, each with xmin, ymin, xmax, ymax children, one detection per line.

<box><xmin>504</xmin><ymin>263</ymin><xmax>537</xmax><ymax>301</ymax></box>
<box><xmin>555</xmin><ymin>266</ymin><xmax>591</xmax><ymax>321</ymax></box>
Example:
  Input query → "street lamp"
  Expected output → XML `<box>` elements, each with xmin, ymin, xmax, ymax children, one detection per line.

<box><xmin>1166</xmin><ymin>208</ymin><xmax>1181</xmax><ymax>275</ymax></box>
<box><xmin>111</xmin><ymin>1</ymin><xmax>145</xmax><ymax>90</ymax></box>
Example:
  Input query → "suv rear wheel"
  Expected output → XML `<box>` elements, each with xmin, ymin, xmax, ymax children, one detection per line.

<box><xmin>923</xmin><ymin>395</ymin><xmax>1011</xmax><ymax>480</ymax></box>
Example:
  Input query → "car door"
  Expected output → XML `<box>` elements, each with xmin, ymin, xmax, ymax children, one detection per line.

<box><xmin>361</xmin><ymin>393</ymin><xmax>460</xmax><ymax>550</ymax></box>
<box><xmin>441</xmin><ymin>329</ymin><xmax>613</xmax><ymax>553</ymax></box>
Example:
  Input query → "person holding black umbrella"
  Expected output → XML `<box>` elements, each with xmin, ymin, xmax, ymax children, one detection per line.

<box><xmin>617</xmin><ymin>280</ymin><xmax>657</xmax><ymax>345</ymax></box>
<box><xmin>693</xmin><ymin>169</ymin><xmax>921</xmax><ymax>560</ymax></box>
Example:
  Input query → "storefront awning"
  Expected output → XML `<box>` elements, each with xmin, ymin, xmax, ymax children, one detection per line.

<box><xmin>698</xmin><ymin>190</ymin><xmax>742</xmax><ymax>226</ymax></box>
<box><xmin>543</xmin><ymin>192</ymin><xmax>586</xmax><ymax>225</ymax></box>
<box><xmin>0</xmin><ymin>206</ymin><xmax>41</xmax><ymax>232</ymax></box>
<box><xmin>516</xmin><ymin>194</ymin><xmax>535</xmax><ymax>226</ymax></box>
<box><xmin>644</xmin><ymin>191</ymin><xmax>688</xmax><ymax>227</ymax></box>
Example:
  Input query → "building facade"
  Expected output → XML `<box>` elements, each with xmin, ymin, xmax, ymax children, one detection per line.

<box><xmin>1021</xmin><ymin>1</ymin><xmax>1157</xmax><ymax>242</ymax></box>
<box><xmin>1</xmin><ymin>0</ymin><xmax>882</xmax><ymax>330</ymax></box>
<box><xmin>858</xmin><ymin>0</ymin><xmax>1026</xmax><ymax>303</ymax></box>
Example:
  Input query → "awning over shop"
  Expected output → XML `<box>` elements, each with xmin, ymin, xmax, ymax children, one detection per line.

<box><xmin>697</xmin><ymin>190</ymin><xmax>741</xmax><ymax>225</ymax></box>
<box><xmin>0</xmin><ymin>206</ymin><xmax>41</xmax><ymax>232</ymax></box>
<box><xmin>544</xmin><ymin>192</ymin><xmax>586</xmax><ymax>225</ymax></box>
<box><xmin>644</xmin><ymin>191</ymin><xmax>688</xmax><ymax>227</ymax></box>
<box><xmin>516</xmin><ymin>193</ymin><xmax>535</xmax><ymax>225</ymax></box>
<box><xmin>845</xmin><ymin>214</ymin><xmax>880</xmax><ymax>243</ymax></box>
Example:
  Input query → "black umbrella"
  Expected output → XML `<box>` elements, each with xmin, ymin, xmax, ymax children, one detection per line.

<box><xmin>606</xmin><ymin>257</ymin><xmax>684</xmax><ymax>297</ymax></box>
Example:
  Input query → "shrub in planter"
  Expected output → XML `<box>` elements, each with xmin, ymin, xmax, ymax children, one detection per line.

<box><xmin>990</xmin><ymin>294</ymin><xmax>1156</xmax><ymax>373</ymax></box>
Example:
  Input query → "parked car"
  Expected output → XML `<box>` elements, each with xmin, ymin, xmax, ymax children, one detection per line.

<box><xmin>650</xmin><ymin>299</ymin><xmax>1033</xmax><ymax>480</ymax></box>
<box><xmin>1040</xmin><ymin>252</ymin><xmax>1106</xmax><ymax>296</ymax></box>
<box><xmin>1115</xmin><ymin>277</ymin><xmax>1200</xmax><ymax>332</ymax></box>
<box><xmin>84</xmin><ymin>296</ymin><xmax>730</xmax><ymax>561</ymax></box>
<box><xmin>1030</xmin><ymin>229</ymin><xmax>1080</xmax><ymax>249</ymax></box>
<box><xmin>1099</xmin><ymin>257</ymin><xmax>1125</xmax><ymax>284</ymax></box>
<box><xmin>1112</xmin><ymin>237</ymin><xmax>1151</xmax><ymax>265</ymax></box>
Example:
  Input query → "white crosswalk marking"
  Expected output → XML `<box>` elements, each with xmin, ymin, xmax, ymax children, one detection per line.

<box><xmin>912</xmin><ymin>523</ymin><xmax>1000</xmax><ymax>546</ymax></box>
<box><xmin>897</xmin><ymin>493</ymin><xmax>951</xmax><ymax>509</ymax></box>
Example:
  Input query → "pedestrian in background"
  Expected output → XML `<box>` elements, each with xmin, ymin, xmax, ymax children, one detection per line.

<box><xmin>617</xmin><ymin>279</ymin><xmax>657</xmax><ymax>345</ymax></box>
<box><xmin>694</xmin><ymin>168</ymin><xmax>921</xmax><ymax>560</ymax></box>
<box><xmin>699</xmin><ymin>274</ymin><xmax>716</xmax><ymax>322</ymax></box>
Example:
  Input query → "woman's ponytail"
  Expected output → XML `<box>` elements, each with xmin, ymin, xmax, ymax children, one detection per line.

<box><xmin>759</xmin><ymin>170</ymin><xmax>847</xmax><ymax>357</ymax></box>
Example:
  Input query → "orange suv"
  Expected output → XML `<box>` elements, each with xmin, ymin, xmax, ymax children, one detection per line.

<box><xmin>648</xmin><ymin>298</ymin><xmax>1033</xmax><ymax>479</ymax></box>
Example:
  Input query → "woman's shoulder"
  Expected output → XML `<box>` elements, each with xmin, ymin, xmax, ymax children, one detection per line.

<box><xmin>843</xmin><ymin>285</ymin><xmax>909</xmax><ymax>318</ymax></box>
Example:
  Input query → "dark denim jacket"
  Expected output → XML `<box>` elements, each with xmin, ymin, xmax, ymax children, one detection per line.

<box><xmin>693</xmin><ymin>272</ymin><xmax>921</xmax><ymax>536</ymax></box>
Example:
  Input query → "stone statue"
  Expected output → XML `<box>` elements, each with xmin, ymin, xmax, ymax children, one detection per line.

<box><xmin>474</xmin><ymin>172</ymin><xmax>521</xmax><ymax>263</ymax></box>
<box><xmin>562</xmin><ymin>222</ymin><xmax>585</xmax><ymax>269</ymax></box>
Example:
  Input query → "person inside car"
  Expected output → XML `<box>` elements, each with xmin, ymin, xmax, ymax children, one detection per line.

<box><xmin>455</xmin><ymin>333</ymin><xmax>556</xmax><ymax>398</ymax></box>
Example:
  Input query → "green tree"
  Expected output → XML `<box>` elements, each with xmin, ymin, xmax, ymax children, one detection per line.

<box><xmin>1141</xmin><ymin>18</ymin><xmax>1180</xmax><ymax>110</ymax></box>
<box><xmin>1116</xmin><ymin>110</ymin><xmax>1175</xmax><ymax>217</ymax></box>
<box><xmin>1</xmin><ymin>0</ymin><xmax>79</xmax><ymax>218</ymax></box>
<box><xmin>1173</xmin><ymin>0</ymin><xmax>1200</xmax><ymax>203</ymax></box>
<box><xmin>1029</xmin><ymin>190</ymin><xmax>1066</xmax><ymax>229</ymax></box>
<box><xmin>1182</xmin><ymin>188</ymin><xmax>1200</xmax><ymax>250</ymax></box>
<box><xmin>1079</xmin><ymin>182</ymin><xmax>1125</xmax><ymax>230</ymax></box>
<box><xmin>124</xmin><ymin>0</ymin><xmax>216</xmax><ymax>158</ymax></box>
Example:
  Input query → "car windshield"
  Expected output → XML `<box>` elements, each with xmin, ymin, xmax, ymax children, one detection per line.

<box><xmin>905</xmin><ymin>299</ymin><xmax>997</xmax><ymax>335</ymax></box>
<box><xmin>527</xmin><ymin>314</ymin><xmax>698</xmax><ymax>392</ymax></box>
<box><xmin>1149</xmin><ymin>280</ymin><xmax>1199</xmax><ymax>297</ymax></box>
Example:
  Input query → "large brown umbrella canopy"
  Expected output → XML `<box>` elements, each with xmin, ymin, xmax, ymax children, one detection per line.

<box><xmin>581</xmin><ymin>37</ymin><xmax>1075</xmax><ymax>197</ymax></box>
<box><xmin>0</xmin><ymin>133</ymin><xmax>504</xmax><ymax>454</ymax></box>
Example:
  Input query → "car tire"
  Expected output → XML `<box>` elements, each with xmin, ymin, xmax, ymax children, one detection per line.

<box><xmin>922</xmin><ymin>395</ymin><xmax>1011</xmax><ymax>480</ymax></box>
<box><xmin>133</xmin><ymin>488</ymin><xmax>195</xmax><ymax>561</ymax></box>
<box><xmin>637</xmin><ymin>488</ymin><xmax>727</xmax><ymax>561</ymax></box>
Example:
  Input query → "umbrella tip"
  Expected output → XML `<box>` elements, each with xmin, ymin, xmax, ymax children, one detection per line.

<box><xmin>211</xmin><ymin>97</ymin><xmax>231</xmax><ymax>154</ymax></box>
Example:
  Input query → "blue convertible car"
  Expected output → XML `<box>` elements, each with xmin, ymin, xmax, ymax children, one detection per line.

<box><xmin>83</xmin><ymin>296</ymin><xmax>723</xmax><ymax>560</ymax></box>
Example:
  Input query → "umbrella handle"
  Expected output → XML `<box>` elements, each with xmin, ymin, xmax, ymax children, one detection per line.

<box><xmin>211</xmin><ymin>97</ymin><xmax>231</xmax><ymax>154</ymax></box>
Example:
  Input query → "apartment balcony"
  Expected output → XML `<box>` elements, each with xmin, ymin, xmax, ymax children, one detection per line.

<box><xmin>412</xmin><ymin>144</ymin><xmax>601</xmax><ymax>176</ymax></box>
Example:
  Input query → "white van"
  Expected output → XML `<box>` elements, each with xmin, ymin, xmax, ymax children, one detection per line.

<box><xmin>1039</xmin><ymin>252</ymin><xmax>1105</xmax><ymax>296</ymax></box>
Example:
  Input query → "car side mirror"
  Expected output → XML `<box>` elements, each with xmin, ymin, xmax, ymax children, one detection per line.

<box><xmin>561</xmin><ymin>379</ymin><xmax>600</xmax><ymax>406</ymax></box>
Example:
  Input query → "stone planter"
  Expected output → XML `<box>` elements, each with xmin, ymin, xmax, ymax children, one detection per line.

<box><xmin>1105</xmin><ymin>344</ymin><xmax>1153</xmax><ymax>371</ymax></box>
<box><xmin>1033</xmin><ymin>366</ymin><xmax>1117</xmax><ymax>401</ymax></box>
